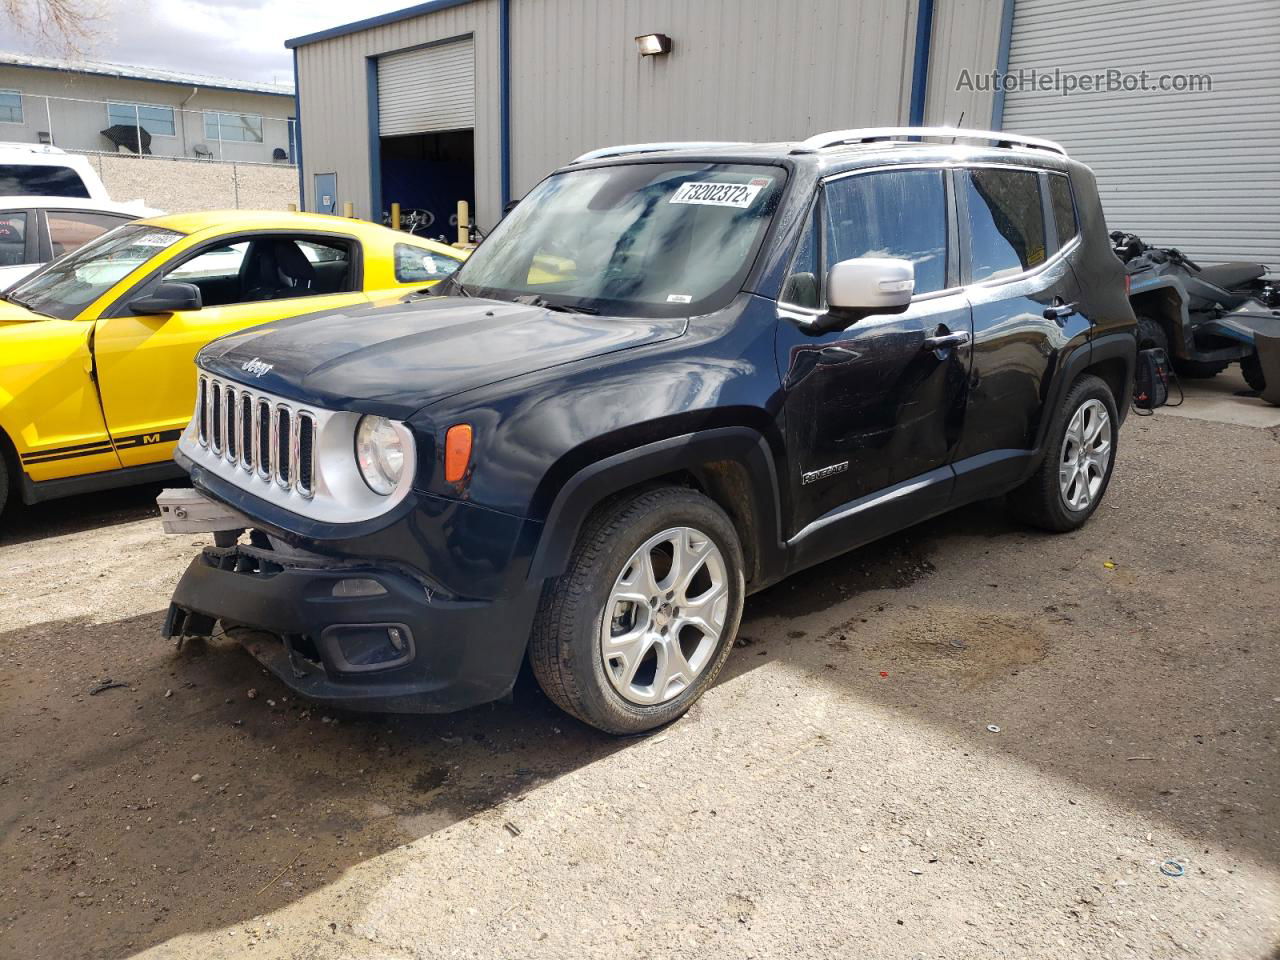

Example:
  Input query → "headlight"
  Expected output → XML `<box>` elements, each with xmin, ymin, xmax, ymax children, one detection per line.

<box><xmin>354</xmin><ymin>415</ymin><xmax>406</xmax><ymax>495</ymax></box>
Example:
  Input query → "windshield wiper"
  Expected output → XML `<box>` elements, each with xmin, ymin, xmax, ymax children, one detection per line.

<box><xmin>512</xmin><ymin>294</ymin><xmax>599</xmax><ymax>315</ymax></box>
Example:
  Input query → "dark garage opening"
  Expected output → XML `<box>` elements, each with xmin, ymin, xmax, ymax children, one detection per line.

<box><xmin>379</xmin><ymin>129</ymin><xmax>474</xmax><ymax>242</ymax></box>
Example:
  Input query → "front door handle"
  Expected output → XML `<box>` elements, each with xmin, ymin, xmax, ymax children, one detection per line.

<box><xmin>1043</xmin><ymin>301</ymin><xmax>1077</xmax><ymax>324</ymax></box>
<box><xmin>922</xmin><ymin>330</ymin><xmax>971</xmax><ymax>352</ymax></box>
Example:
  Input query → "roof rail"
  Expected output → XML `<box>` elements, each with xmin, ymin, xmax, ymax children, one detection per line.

<box><xmin>791</xmin><ymin>126</ymin><xmax>1067</xmax><ymax>157</ymax></box>
<box><xmin>571</xmin><ymin>141</ymin><xmax>749</xmax><ymax>164</ymax></box>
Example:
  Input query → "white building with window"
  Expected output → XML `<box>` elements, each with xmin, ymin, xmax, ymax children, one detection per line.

<box><xmin>0</xmin><ymin>53</ymin><xmax>296</xmax><ymax>166</ymax></box>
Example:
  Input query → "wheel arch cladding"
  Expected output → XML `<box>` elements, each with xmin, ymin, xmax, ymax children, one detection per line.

<box><xmin>1130</xmin><ymin>286</ymin><xmax>1184</xmax><ymax>343</ymax></box>
<box><xmin>528</xmin><ymin>427</ymin><xmax>784</xmax><ymax>588</ymax></box>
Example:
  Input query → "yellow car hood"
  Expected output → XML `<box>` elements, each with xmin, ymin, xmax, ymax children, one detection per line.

<box><xmin>0</xmin><ymin>299</ymin><xmax>42</xmax><ymax>324</ymax></box>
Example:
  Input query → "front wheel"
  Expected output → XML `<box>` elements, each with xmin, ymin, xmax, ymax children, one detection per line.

<box><xmin>529</xmin><ymin>486</ymin><xmax>744</xmax><ymax>734</ymax></box>
<box><xmin>1242</xmin><ymin>353</ymin><xmax>1266</xmax><ymax>393</ymax></box>
<box><xmin>1009</xmin><ymin>374</ymin><xmax>1119</xmax><ymax>532</ymax></box>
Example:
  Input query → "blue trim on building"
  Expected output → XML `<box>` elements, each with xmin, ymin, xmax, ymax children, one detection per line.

<box><xmin>292</xmin><ymin>48</ymin><xmax>305</xmax><ymax>211</ymax></box>
<box><xmin>366</xmin><ymin>57</ymin><xmax>383</xmax><ymax>219</ymax></box>
<box><xmin>908</xmin><ymin>0</ymin><xmax>935</xmax><ymax>126</ymax></box>
<box><xmin>499</xmin><ymin>0</ymin><xmax>511</xmax><ymax>207</ymax></box>
<box><xmin>286</xmin><ymin>0</ymin><xmax>477</xmax><ymax>48</ymax></box>
<box><xmin>991</xmin><ymin>0</ymin><xmax>1016</xmax><ymax>129</ymax></box>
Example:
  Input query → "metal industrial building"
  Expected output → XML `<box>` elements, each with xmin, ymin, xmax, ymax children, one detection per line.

<box><xmin>288</xmin><ymin>0</ymin><xmax>1279</xmax><ymax>265</ymax></box>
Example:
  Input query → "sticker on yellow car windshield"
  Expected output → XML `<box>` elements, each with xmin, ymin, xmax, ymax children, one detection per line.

<box><xmin>670</xmin><ymin>180</ymin><xmax>766</xmax><ymax>208</ymax></box>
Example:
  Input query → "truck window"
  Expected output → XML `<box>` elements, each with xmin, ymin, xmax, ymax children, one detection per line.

<box><xmin>0</xmin><ymin>164</ymin><xmax>91</xmax><ymax>198</ymax></box>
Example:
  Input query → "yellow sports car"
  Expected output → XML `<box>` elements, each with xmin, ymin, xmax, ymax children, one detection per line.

<box><xmin>0</xmin><ymin>210</ymin><xmax>464</xmax><ymax>513</ymax></box>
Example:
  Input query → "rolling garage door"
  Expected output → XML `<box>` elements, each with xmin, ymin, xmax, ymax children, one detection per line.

<box><xmin>1001</xmin><ymin>0</ymin><xmax>1280</xmax><ymax>267</ymax></box>
<box><xmin>377</xmin><ymin>39</ymin><xmax>475</xmax><ymax>137</ymax></box>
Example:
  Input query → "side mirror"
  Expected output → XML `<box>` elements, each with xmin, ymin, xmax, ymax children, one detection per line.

<box><xmin>827</xmin><ymin>257</ymin><xmax>915</xmax><ymax>313</ymax></box>
<box><xmin>128</xmin><ymin>281</ymin><xmax>203</xmax><ymax>315</ymax></box>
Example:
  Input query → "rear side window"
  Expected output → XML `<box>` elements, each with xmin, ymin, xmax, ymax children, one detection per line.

<box><xmin>0</xmin><ymin>211</ymin><xmax>28</xmax><ymax>266</ymax></box>
<box><xmin>48</xmin><ymin>211</ymin><xmax>132</xmax><ymax>256</ymax></box>
<box><xmin>1048</xmin><ymin>173</ymin><xmax>1078</xmax><ymax>249</ymax></box>
<box><xmin>394</xmin><ymin>243</ymin><xmax>457</xmax><ymax>283</ymax></box>
<box><xmin>0</xmin><ymin>164</ymin><xmax>91</xmax><ymax>198</ymax></box>
<box><xmin>824</xmin><ymin>169</ymin><xmax>948</xmax><ymax>295</ymax></box>
<box><xmin>961</xmin><ymin>168</ymin><xmax>1046</xmax><ymax>282</ymax></box>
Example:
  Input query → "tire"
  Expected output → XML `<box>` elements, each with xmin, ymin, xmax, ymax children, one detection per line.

<box><xmin>1241</xmin><ymin>353</ymin><xmax>1266</xmax><ymax>393</ymax></box>
<box><xmin>1174</xmin><ymin>358</ymin><xmax>1229</xmax><ymax>379</ymax></box>
<box><xmin>1008</xmin><ymin>374</ymin><xmax>1120</xmax><ymax>533</ymax></box>
<box><xmin>529</xmin><ymin>486</ymin><xmax>745</xmax><ymax>735</ymax></box>
<box><xmin>0</xmin><ymin>456</ymin><xmax>8</xmax><ymax>519</ymax></box>
<box><xmin>1136</xmin><ymin>314</ymin><xmax>1169</xmax><ymax>354</ymax></box>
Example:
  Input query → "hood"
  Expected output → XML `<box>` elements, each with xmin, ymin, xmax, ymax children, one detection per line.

<box><xmin>197</xmin><ymin>296</ymin><xmax>687</xmax><ymax>417</ymax></box>
<box><xmin>0</xmin><ymin>297</ymin><xmax>41</xmax><ymax>324</ymax></box>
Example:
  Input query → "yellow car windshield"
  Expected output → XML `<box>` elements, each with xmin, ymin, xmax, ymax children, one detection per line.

<box><xmin>7</xmin><ymin>223</ymin><xmax>184</xmax><ymax>320</ymax></box>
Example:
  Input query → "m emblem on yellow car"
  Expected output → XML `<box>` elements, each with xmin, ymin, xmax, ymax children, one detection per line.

<box><xmin>241</xmin><ymin>358</ymin><xmax>274</xmax><ymax>378</ymax></box>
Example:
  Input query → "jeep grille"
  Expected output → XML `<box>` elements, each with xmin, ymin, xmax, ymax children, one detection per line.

<box><xmin>196</xmin><ymin>373</ymin><xmax>316</xmax><ymax>498</ymax></box>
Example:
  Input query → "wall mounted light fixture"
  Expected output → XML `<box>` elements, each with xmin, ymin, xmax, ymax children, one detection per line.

<box><xmin>635</xmin><ymin>33</ymin><xmax>672</xmax><ymax>56</ymax></box>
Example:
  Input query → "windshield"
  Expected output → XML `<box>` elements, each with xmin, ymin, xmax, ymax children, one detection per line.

<box><xmin>456</xmin><ymin>162</ymin><xmax>785</xmax><ymax>317</ymax></box>
<box><xmin>6</xmin><ymin>223</ymin><xmax>184</xmax><ymax>320</ymax></box>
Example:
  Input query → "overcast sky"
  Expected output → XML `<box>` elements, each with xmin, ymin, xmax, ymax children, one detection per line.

<box><xmin>0</xmin><ymin>0</ymin><xmax>416</xmax><ymax>85</ymax></box>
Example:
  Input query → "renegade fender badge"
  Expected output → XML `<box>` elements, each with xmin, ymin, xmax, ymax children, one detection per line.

<box><xmin>241</xmin><ymin>358</ymin><xmax>273</xmax><ymax>378</ymax></box>
<box><xmin>802</xmin><ymin>461</ymin><xmax>849</xmax><ymax>485</ymax></box>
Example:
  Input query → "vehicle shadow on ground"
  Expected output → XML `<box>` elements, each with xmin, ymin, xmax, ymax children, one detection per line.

<box><xmin>0</xmin><ymin>481</ymin><xmax>169</xmax><ymax>548</ymax></box>
<box><xmin>3</xmin><ymin>487</ymin><xmax>1276</xmax><ymax>958</ymax></box>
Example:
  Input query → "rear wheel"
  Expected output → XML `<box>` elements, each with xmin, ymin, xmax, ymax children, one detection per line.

<box><xmin>529</xmin><ymin>486</ymin><xmax>744</xmax><ymax>735</ymax></box>
<box><xmin>0</xmin><ymin>457</ymin><xmax>9</xmax><ymax>519</ymax></box>
<box><xmin>1009</xmin><ymin>374</ymin><xmax>1119</xmax><ymax>532</ymax></box>
<box><xmin>1242</xmin><ymin>353</ymin><xmax>1266</xmax><ymax>393</ymax></box>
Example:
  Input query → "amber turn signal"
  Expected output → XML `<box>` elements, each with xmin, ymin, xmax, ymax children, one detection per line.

<box><xmin>444</xmin><ymin>424</ymin><xmax>473</xmax><ymax>483</ymax></box>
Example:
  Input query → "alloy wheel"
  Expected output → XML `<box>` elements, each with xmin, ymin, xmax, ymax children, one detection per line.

<box><xmin>600</xmin><ymin>526</ymin><xmax>729</xmax><ymax>705</ymax></box>
<box><xmin>1058</xmin><ymin>398</ymin><xmax>1112</xmax><ymax>512</ymax></box>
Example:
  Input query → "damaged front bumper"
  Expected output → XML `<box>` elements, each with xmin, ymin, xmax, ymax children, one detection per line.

<box><xmin>161</xmin><ymin>489</ymin><xmax>541</xmax><ymax>713</ymax></box>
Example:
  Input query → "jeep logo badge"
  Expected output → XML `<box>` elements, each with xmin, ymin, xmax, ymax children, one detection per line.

<box><xmin>241</xmin><ymin>358</ymin><xmax>273</xmax><ymax>378</ymax></box>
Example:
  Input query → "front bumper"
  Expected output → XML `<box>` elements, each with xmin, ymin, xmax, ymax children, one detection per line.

<box><xmin>164</xmin><ymin>544</ymin><xmax>540</xmax><ymax>713</ymax></box>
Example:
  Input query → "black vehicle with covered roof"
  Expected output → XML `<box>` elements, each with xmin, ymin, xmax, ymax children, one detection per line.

<box><xmin>161</xmin><ymin>126</ymin><xmax>1135</xmax><ymax>734</ymax></box>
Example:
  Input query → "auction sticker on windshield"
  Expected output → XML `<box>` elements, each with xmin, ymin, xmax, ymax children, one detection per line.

<box><xmin>670</xmin><ymin>180</ymin><xmax>767</xmax><ymax>208</ymax></box>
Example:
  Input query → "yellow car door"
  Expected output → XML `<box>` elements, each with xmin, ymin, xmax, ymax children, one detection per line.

<box><xmin>0</xmin><ymin>309</ymin><xmax>122</xmax><ymax>483</ymax></box>
<box><xmin>91</xmin><ymin>234</ymin><xmax>368</xmax><ymax>468</ymax></box>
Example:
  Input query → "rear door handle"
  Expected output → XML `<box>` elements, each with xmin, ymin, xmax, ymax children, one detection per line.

<box><xmin>922</xmin><ymin>330</ymin><xmax>971</xmax><ymax>352</ymax></box>
<box><xmin>1043</xmin><ymin>301</ymin><xmax>1077</xmax><ymax>323</ymax></box>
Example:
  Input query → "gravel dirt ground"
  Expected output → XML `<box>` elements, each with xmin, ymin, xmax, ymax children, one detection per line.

<box><xmin>1</xmin><ymin>408</ymin><xmax>1278</xmax><ymax>960</ymax></box>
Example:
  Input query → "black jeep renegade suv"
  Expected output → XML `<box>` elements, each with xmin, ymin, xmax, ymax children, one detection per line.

<box><xmin>164</xmin><ymin>128</ymin><xmax>1136</xmax><ymax>734</ymax></box>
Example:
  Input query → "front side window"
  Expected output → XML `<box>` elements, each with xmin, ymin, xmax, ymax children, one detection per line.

<box><xmin>395</xmin><ymin>242</ymin><xmax>457</xmax><ymax>283</ymax></box>
<box><xmin>48</xmin><ymin>211</ymin><xmax>133</xmax><ymax>256</ymax></box>
<box><xmin>0</xmin><ymin>212</ymin><xmax>28</xmax><ymax>266</ymax></box>
<box><xmin>824</xmin><ymin>169</ymin><xmax>948</xmax><ymax>295</ymax></box>
<box><xmin>0</xmin><ymin>89</ymin><xmax>22</xmax><ymax>124</ymax></box>
<box><xmin>1048</xmin><ymin>173</ymin><xmax>1078</xmax><ymax>249</ymax></box>
<box><xmin>962</xmin><ymin>167</ymin><xmax>1047</xmax><ymax>282</ymax></box>
<box><xmin>162</xmin><ymin>235</ymin><xmax>352</xmax><ymax>306</ymax></box>
<box><xmin>780</xmin><ymin>202</ymin><xmax>821</xmax><ymax>309</ymax></box>
<box><xmin>455</xmin><ymin>162</ymin><xmax>785</xmax><ymax>317</ymax></box>
<box><xmin>204</xmin><ymin>111</ymin><xmax>264</xmax><ymax>144</ymax></box>
<box><xmin>0</xmin><ymin>164</ymin><xmax>90</xmax><ymax>198</ymax></box>
<box><xmin>6</xmin><ymin>223</ymin><xmax>183</xmax><ymax>319</ymax></box>
<box><xmin>106</xmin><ymin>102</ymin><xmax>176</xmax><ymax>137</ymax></box>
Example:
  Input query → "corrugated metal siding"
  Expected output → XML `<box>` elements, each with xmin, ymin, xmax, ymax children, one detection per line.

<box><xmin>378</xmin><ymin>39</ymin><xmax>476</xmax><ymax>136</ymax></box>
<box><xmin>294</xmin><ymin>0</ymin><xmax>499</xmax><ymax>223</ymax></box>
<box><xmin>922</xmin><ymin>0</ymin><xmax>1005</xmax><ymax>127</ymax></box>
<box><xmin>296</xmin><ymin>0</ymin><xmax>937</xmax><ymax>228</ymax></box>
<box><xmin>508</xmin><ymin>0</ymin><xmax>920</xmax><ymax>199</ymax></box>
<box><xmin>1002</xmin><ymin>0</ymin><xmax>1280</xmax><ymax>265</ymax></box>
